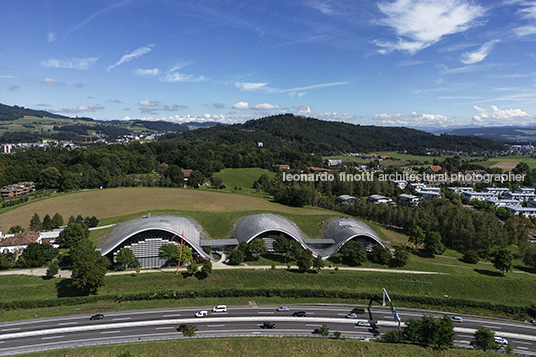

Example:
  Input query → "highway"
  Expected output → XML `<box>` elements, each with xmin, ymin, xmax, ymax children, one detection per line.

<box><xmin>1</xmin><ymin>305</ymin><xmax>535</xmax><ymax>355</ymax></box>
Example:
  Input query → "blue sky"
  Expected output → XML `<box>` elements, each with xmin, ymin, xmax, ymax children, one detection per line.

<box><xmin>1</xmin><ymin>0</ymin><xmax>536</xmax><ymax>128</ymax></box>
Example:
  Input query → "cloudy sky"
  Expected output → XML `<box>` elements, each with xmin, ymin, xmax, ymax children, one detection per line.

<box><xmin>1</xmin><ymin>0</ymin><xmax>536</xmax><ymax>128</ymax></box>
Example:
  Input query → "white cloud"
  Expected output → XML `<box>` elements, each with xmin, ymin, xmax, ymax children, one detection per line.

<box><xmin>371</xmin><ymin>111</ymin><xmax>457</xmax><ymax>127</ymax></box>
<box><xmin>107</xmin><ymin>45</ymin><xmax>154</xmax><ymax>71</ymax></box>
<box><xmin>159</xmin><ymin>73</ymin><xmax>206</xmax><ymax>82</ymax></box>
<box><xmin>235</xmin><ymin>81</ymin><xmax>348</xmax><ymax>95</ymax></box>
<box><xmin>471</xmin><ymin>105</ymin><xmax>534</xmax><ymax>126</ymax></box>
<box><xmin>374</xmin><ymin>0</ymin><xmax>485</xmax><ymax>55</ymax></box>
<box><xmin>285</xmin><ymin>106</ymin><xmax>356</xmax><ymax>121</ymax></box>
<box><xmin>168</xmin><ymin>61</ymin><xmax>193</xmax><ymax>73</ymax></box>
<box><xmin>47</xmin><ymin>32</ymin><xmax>56</xmax><ymax>42</ymax></box>
<box><xmin>52</xmin><ymin>105</ymin><xmax>105</xmax><ymax>114</ymax></box>
<box><xmin>461</xmin><ymin>39</ymin><xmax>500</xmax><ymax>64</ymax></box>
<box><xmin>232</xmin><ymin>101</ymin><xmax>250</xmax><ymax>110</ymax></box>
<box><xmin>253</xmin><ymin>103</ymin><xmax>280</xmax><ymax>110</ymax></box>
<box><xmin>139</xmin><ymin>104</ymin><xmax>188</xmax><ymax>114</ymax></box>
<box><xmin>515</xmin><ymin>1</ymin><xmax>536</xmax><ymax>36</ymax></box>
<box><xmin>42</xmin><ymin>77</ymin><xmax>60</xmax><ymax>85</ymax></box>
<box><xmin>141</xmin><ymin>114</ymin><xmax>240</xmax><ymax>124</ymax></box>
<box><xmin>135</xmin><ymin>68</ymin><xmax>159</xmax><ymax>77</ymax></box>
<box><xmin>235</xmin><ymin>82</ymin><xmax>268</xmax><ymax>91</ymax></box>
<box><xmin>139</xmin><ymin>99</ymin><xmax>160</xmax><ymax>106</ymax></box>
<box><xmin>41</xmin><ymin>57</ymin><xmax>99</xmax><ymax>70</ymax></box>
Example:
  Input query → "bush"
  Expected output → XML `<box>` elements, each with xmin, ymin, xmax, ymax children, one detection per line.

<box><xmin>382</xmin><ymin>330</ymin><xmax>401</xmax><ymax>343</ymax></box>
<box><xmin>462</xmin><ymin>251</ymin><xmax>480</xmax><ymax>264</ymax></box>
<box><xmin>46</xmin><ymin>263</ymin><xmax>59</xmax><ymax>279</ymax></box>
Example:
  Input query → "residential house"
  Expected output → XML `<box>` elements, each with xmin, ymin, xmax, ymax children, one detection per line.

<box><xmin>398</xmin><ymin>194</ymin><xmax>421</xmax><ymax>207</ymax></box>
<box><xmin>367</xmin><ymin>194</ymin><xmax>392</xmax><ymax>204</ymax></box>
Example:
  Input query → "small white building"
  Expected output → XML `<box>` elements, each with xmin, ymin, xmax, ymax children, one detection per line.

<box><xmin>482</xmin><ymin>187</ymin><xmax>511</xmax><ymax>196</ymax></box>
<box><xmin>447</xmin><ymin>187</ymin><xmax>475</xmax><ymax>194</ymax></box>
<box><xmin>337</xmin><ymin>195</ymin><xmax>357</xmax><ymax>204</ymax></box>
<box><xmin>327</xmin><ymin>159</ymin><xmax>342</xmax><ymax>166</ymax></box>
<box><xmin>506</xmin><ymin>206</ymin><xmax>536</xmax><ymax>218</ymax></box>
<box><xmin>503</xmin><ymin>192</ymin><xmax>536</xmax><ymax>202</ymax></box>
<box><xmin>486</xmin><ymin>198</ymin><xmax>521</xmax><ymax>208</ymax></box>
<box><xmin>367</xmin><ymin>194</ymin><xmax>392</xmax><ymax>204</ymax></box>
<box><xmin>398</xmin><ymin>194</ymin><xmax>421</xmax><ymax>207</ymax></box>
<box><xmin>420</xmin><ymin>189</ymin><xmax>442</xmax><ymax>200</ymax></box>
<box><xmin>406</xmin><ymin>182</ymin><xmax>427</xmax><ymax>192</ymax></box>
<box><xmin>463</xmin><ymin>191</ymin><xmax>499</xmax><ymax>201</ymax></box>
<box><xmin>391</xmin><ymin>179</ymin><xmax>407</xmax><ymax>190</ymax></box>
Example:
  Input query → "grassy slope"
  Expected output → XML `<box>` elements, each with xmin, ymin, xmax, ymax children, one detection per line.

<box><xmin>20</xmin><ymin>338</ymin><xmax>501</xmax><ymax>357</ymax></box>
<box><xmin>0</xmin><ymin>187</ymin><xmax>337</xmax><ymax>239</ymax></box>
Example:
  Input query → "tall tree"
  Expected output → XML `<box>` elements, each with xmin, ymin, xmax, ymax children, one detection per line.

<box><xmin>29</xmin><ymin>213</ymin><xmax>42</xmax><ymax>231</ymax></box>
<box><xmin>42</xmin><ymin>214</ymin><xmax>53</xmax><ymax>231</ymax></box>
<box><xmin>471</xmin><ymin>326</ymin><xmax>499</xmax><ymax>351</ymax></box>
<box><xmin>340</xmin><ymin>241</ymin><xmax>367</xmax><ymax>266</ymax></box>
<box><xmin>248</xmin><ymin>237</ymin><xmax>267</xmax><ymax>257</ymax></box>
<box><xmin>493</xmin><ymin>248</ymin><xmax>514</xmax><ymax>277</ymax></box>
<box><xmin>424</xmin><ymin>231</ymin><xmax>445</xmax><ymax>256</ymax></box>
<box><xmin>70</xmin><ymin>239</ymin><xmax>109</xmax><ymax>295</ymax></box>
<box><xmin>188</xmin><ymin>170</ymin><xmax>205</xmax><ymax>188</ymax></box>
<box><xmin>409</xmin><ymin>226</ymin><xmax>426</xmax><ymax>246</ymax></box>
<box><xmin>52</xmin><ymin>212</ymin><xmax>64</xmax><ymax>228</ymax></box>
<box><xmin>115</xmin><ymin>247</ymin><xmax>139</xmax><ymax>270</ymax></box>
<box><xmin>56</xmin><ymin>223</ymin><xmax>89</xmax><ymax>249</ymax></box>
<box><xmin>158</xmin><ymin>243</ymin><xmax>192</xmax><ymax>265</ymax></box>
<box><xmin>296</xmin><ymin>249</ymin><xmax>313</xmax><ymax>272</ymax></box>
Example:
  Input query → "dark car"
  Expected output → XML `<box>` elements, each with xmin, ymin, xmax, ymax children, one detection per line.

<box><xmin>292</xmin><ymin>311</ymin><xmax>307</xmax><ymax>317</ymax></box>
<box><xmin>262</xmin><ymin>321</ymin><xmax>276</xmax><ymax>329</ymax></box>
<box><xmin>312</xmin><ymin>328</ymin><xmax>321</xmax><ymax>334</ymax></box>
<box><xmin>89</xmin><ymin>314</ymin><xmax>104</xmax><ymax>320</ymax></box>
<box><xmin>177</xmin><ymin>324</ymin><xmax>189</xmax><ymax>331</ymax></box>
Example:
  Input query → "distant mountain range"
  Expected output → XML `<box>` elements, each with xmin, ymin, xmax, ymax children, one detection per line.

<box><xmin>440</xmin><ymin>126</ymin><xmax>536</xmax><ymax>144</ymax></box>
<box><xmin>0</xmin><ymin>103</ymin><xmax>222</xmax><ymax>140</ymax></box>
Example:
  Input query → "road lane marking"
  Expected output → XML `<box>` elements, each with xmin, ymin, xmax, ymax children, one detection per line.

<box><xmin>306</xmin><ymin>324</ymin><xmax>322</xmax><ymax>327</ymax></box>
<box><xmin>207</xmin><ymin>325</ymin><xmax>225</xmax><ymax>327</ymax></box>
<box><xmin>1</xmin><ymin>328</ymin><xmax>21</xmax><ymax>332</ymax></box>
<box><xmin>258</xmin><ymin>312</ymin><xmax>274</xmax><ymax>314</ymax></box>
<box><xmin>518</xmin><ymin>347</ymin><xmax>529</xmax><ymax>350</ymax></box>
<box><xmin>514</xmin><ymin>341</ymin><xmax>532</xmax><ymax>345</ymax></box>
<box><xmin>101</xmin><ymin>330</ymin><xmax>121</xmax><ymax>334</ymax></box>
<box><xmin>155</xmin><ymin>327</ymin><xmax>174</xmax><ymax>330</ymax></box>
<box><xmin>163</xmin><ymin>314</ymin><xmax>181</xmax><ymax>318</ymax></box>
<box><xmin>113</xmin><ymin>318</ymin><xmax>131</xmax><ymax>321</ymax></box>
<box><xmin>41</xmin><ymin>335</ymin><xmax>64</xmax><ymax>340</ymax></box>
<box><xmin>58</xmin><ymin>322</ymin><xmax>78</xmax><ymax>326</ymax></box>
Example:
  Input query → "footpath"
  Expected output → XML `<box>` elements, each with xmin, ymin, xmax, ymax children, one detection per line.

<box><xmin>0</xmin><ymin>253</ymin><xmax>447</xmax><ymax>278</ymax></box>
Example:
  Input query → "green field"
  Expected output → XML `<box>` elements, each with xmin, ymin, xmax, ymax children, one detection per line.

<box><xmin>19</xmin><ymin>337</ymin><xmax>503</xmax><ymax>357</ymax></box>
<box><xmin>201</xmin><ymin>168</ymin><xmax>277</xmax><ymax>199</ymax></box>
<box><xmin>478</xmin><ymin>155</ymin><xmax>536</xmax><ymax>170</ymax></box>
<box><xmin>0</xmin><ymin>187</ymin><xmax>339</xmax><ymax>240</ymax></box>
<box><xmin>0</xmin><ymin>115</ymin><xmax>95</xmax><ymax>136</ymax></box>
<box><xmin>323</xmin><ymin>151</ymin><xmax>456</xmax><ymax>167</ymax></box>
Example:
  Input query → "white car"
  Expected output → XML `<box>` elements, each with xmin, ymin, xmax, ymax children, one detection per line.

<box><xmin>356</xmin><ymin>320</ymin><xmax>371</xmax><ymax>327</ymax></box>
<box><xmin>212</xmin><ymin>305</ymin><xmax>227</xmax><ymax>313</ymax></box>
<box><xmin>450</xmin><ymin>316</ymin><xmax>463</xmax><ymax>322</ymax></box>
<box><xmin>195</xmin><ymin>310</ymin><xmax>208</xmax><ymax>318</ymax></box>
<box><xmin>345</xmin><ymin>313</ymin><xmax>358</xmax><ymax>319</ymax></box>
<box><xmin>495</xmin><ymin>336</ymin><xmax>509</xmax><ymax>345</ymax></box>
<box><xmin>276</xmin><ymin>306</ymin><xmax>290</xmax><ymax>312</ymax></box>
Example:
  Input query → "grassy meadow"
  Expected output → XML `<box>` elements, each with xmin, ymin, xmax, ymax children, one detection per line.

<box><xmin>19</xmin><ymin>337</ymin><xmax>503</xmax><ymax>357</ymax></box>
<box><xmin>0</xmin><ymin>187</ymin><xmax>338</xmax><ymax>239</ymax></box>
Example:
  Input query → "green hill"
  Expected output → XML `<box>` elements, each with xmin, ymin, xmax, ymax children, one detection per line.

<box><xmin>176</xmin><ymin>114</ymin><xmax>505</xmax><ymax>155</ymax></box>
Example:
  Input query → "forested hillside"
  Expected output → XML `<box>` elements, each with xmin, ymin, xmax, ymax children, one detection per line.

<box><xmin>176</xmin><ymin>114</ymin><xmax>505</xmax><ymax>154</ymax></box>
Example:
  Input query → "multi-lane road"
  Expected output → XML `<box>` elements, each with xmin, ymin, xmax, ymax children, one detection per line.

<box><xmin>1</xmin><ymin>305</ymin><xmax>535</xmax><ymax>356</ymax></box>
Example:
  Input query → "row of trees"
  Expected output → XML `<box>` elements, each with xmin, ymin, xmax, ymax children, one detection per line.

<box><xmin>383</xmin><ymin>316</ymin><xmax>511</xmax><ymax>352</ymax></box>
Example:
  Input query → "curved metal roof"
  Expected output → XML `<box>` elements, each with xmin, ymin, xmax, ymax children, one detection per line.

<box><xmin>232</xmin><ymin>214</ymin><xmax>385</xmax><ymax>259</ymax></box>
<box><xmin>232</xmin><ymin>213</ymin><xmax>309</xmax><ymax>249</ymax></box>
<box><xmin>97</xmin><ymin>215</ymin><xmax>209</xmax><ymax>259</ymax></box>
<box><xmin>315</xmin><ymin>218</ymin><xmax>386</xmax><ymax>257</ymax></box>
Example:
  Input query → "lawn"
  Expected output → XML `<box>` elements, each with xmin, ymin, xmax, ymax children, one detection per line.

<box><xmin>478</xmin><ymin>155</ymin><xmax>536</xmax><ymax>170</ymax></box>
<box><xmin>0</xmin><ymin>187</ymin><xmax>338</xmax><ymax>237</ymax></box>
<box><xmin>19</xmin><ymin>337</ymin><xmax>502</xmax><ymax>357</ymax></box>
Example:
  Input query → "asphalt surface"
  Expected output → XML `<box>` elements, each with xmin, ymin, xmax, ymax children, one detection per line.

<box><xmin>1</xmin><ymin>305</ymin><xmax>535</xmax><ymax>355</ymax></box>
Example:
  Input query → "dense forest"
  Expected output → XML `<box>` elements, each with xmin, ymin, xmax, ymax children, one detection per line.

<box><xmin>0</xmin><ymin>140</ymin><xmax>321</xmax><ymax>190</ymax></box>
<box><xmin>174</xmin><ymin>114</ymin><xmax>506</xmax><ymax>155</ymax></box>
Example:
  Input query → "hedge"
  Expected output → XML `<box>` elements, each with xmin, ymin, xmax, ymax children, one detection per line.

<box><xmin>0</xmin><ymin>288</ymin><xmax>530</xmax><ymax>319</ymax></box>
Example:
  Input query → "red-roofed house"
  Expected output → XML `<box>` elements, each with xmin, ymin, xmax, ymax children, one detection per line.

<box><xmin>0</xmin><ymin>232</ymin><xmax>41</xmax><ymax>253</ymax></box>
<box><xmin>272</xmin><ymin>164</ymin><xmax>291</xmax><ymax>170</ymax></box>
<box><xmin>427</xmin><ymin>165</ymin><xmax>442</xmax><ymax>173</ymax></box>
